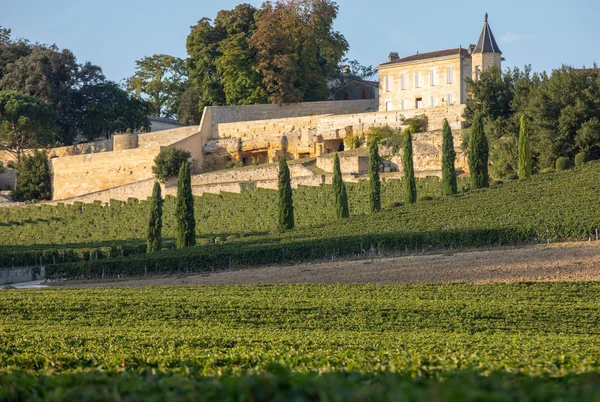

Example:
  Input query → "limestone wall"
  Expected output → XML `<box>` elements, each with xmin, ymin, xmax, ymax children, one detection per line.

<box><xmin>317</xmin><ymin>155</ymin><xmax>369</xmax><ymax>175</ymax></box>
<box><xmin>190</xmin><ymin>163</ymin><xmax>314</xmax><ymax>186</ymax></box>
<box><xmin>137</xmin><ymin>126</ymin><xmax>199</xmax><ymax>149</ymax></box>
<box><xmin>50</xmin><ymin>147</ymin><xmax>161</xmax><ymax>200</ymax></box>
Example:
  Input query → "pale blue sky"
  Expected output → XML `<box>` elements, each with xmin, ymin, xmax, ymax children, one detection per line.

<box><xmin>1</xmin><ymin>0</ymin><xmax>599</xmax><ymax>82</ymax></box>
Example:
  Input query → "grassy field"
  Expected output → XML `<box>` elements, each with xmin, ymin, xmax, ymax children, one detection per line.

<box><xmin>1</xmin><ymin>282</ymin><xmax>600</xmax><ymax>400</ymax></box>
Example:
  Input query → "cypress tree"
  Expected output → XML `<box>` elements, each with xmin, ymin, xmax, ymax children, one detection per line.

<box><xmin>278</xmin><ymin>156</ymin><xmax>294</xmax><ymax>230</ymax></box>
<box><xmin>332</xmin><ymin>153</ymin><xmax>349</xmax><ymax>219</ymax></box>
<box><xmin>468</xmin><ymin>112</ymin><xmax>489</xmax><ymax>189</ymax></box>
<box><xmin>368</xmin><ymin>138</ymin><xmax>381</xmax><ymax>212</ymax></box>
<box><xmin>518</xmin><ymin>114</ymin><xmax>532</xmax><ymax>179</ymax></box>
<box><xmin>441</xmin><ymin>118</ymin><xmax>458</xmax><ymax>196</ymax></box>
<box><xmin>176</xmin><ymin>162</ymin><xmax>196</xmax><ymax>248</ymax></box>
<box><xmin>403</xmin><ymin>128</ymin><xmax>417</xmax><ymax>204</ymax></box>
<box><xmin>146</xmin><ymin>181</ymin><xmax>163</xmax><ymax>253</ymax></box>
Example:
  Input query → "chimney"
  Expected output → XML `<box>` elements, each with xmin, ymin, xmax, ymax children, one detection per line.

<box><xmin>388</xmin><ymin>52</ymin><xmax>399</xmax><ymax>62</ymax></box>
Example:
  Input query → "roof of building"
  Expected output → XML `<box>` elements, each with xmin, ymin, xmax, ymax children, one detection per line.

<box><xmin>473</xmin><ymin>13</ymin><xmax>502</xmax><ymax>54</ymax></box>
<box><xmin>336</xmin><ymin>78</ymin><xmax>379</xmax><ymax>89</ymax></box>
<box><xmin>379</xmin><ymin>47</ymin><xmax>469</xmax><ymax>67</ymax></box>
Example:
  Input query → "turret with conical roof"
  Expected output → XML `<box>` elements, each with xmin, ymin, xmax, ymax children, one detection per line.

<box><xmin>471</xmin><ymin>13</ymin><xmax>502</xmax><ymax>81</ymax></box>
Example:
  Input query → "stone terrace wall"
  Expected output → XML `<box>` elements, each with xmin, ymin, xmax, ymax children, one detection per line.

<box><xmin>317</xmin><ymin>155</ymin><xmax>369</xmax><ymax>174</ymax></box>
<box><xmin>137</xmin><ymin>126</ymin><xmax>199</xmax><ymax>149</ymax></box>
<box><xmin>50</xmin><ymin>147</ymin><xmax>161</xmax><ymax>200</ymax></box>
<box><xmin>208</xmin><ymin>99</ymin><xmax>378</xmax><ymax>138</ymax></box>
<box><xmin>190</xmin><ymin>163</ymin><xmax>314</xmax><ymax>186</ymax></box>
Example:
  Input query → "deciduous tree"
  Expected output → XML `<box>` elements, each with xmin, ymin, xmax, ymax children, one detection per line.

<box><xmin>12</xmin><ymin>149</ymin><xmax>51</xmax><ymax>201</ymax></box>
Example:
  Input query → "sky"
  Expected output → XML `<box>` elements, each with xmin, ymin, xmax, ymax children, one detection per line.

<box><xmin>1</xmin><ymin>0</ymin><xmax>599</xmax><ymax>83</ymax></box>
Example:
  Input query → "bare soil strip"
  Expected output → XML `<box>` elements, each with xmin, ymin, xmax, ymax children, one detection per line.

<box><xmin>50</xmin><ymin>241</ymin><xmax>600</xmax><ymax>288</ymax></box>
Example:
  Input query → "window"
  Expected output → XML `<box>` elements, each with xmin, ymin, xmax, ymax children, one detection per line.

<box><xmin>430</xmin><ymin>68</ymin><xmax>437</xmax><ymax>86</ymax></box>
<box><xmin>415</xmin><ymin>98</ymin><xmax>423</xmax><ymax>109</ymax></box>
<box><xmin>361</xmin><ymin>90</ymin><xmax>367</xmax><ymax>99</ymax></box>
<box><xmin>385</xmin><ymin>101</ymin><xmax>393</xmax><ymax>111</ymax></box>
<box><xmin>415</xmin><ymin>71</ymin><xmax>422</xmax><ymax>88</ymax></box>
<box><xmin>430</xmin><ymin>96</ymin><xmax>438</xmax><ymax>107</ymax></box>
<box><xmin>385</xmin><ymin>75</ymin><xmax>392</xmax><ymax>92</ymax></box>
<box><xmin>447</xmin><ymin>93</ymin><xmax>454</xmax><ymax>105</ymax></box>
<box><xmin>447</xmin><ymin>67</ymin><xmax>453</xmax><ymax>84</ymax></box>
<box><xmin>401</xmin><ymin>100</ymin><xmax>406</xmax><ymax>110</ymax></box>
<box><xmin>401</xmin><ymin>73</ymin><xmax>406</xmax><ymax>90</ymax></box>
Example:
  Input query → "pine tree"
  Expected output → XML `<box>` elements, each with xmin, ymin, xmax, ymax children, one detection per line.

<box><xmin>176</xmin><ymin>162</ymin><xmax>196</xmax><ymax>248</ymax></box>
<box><xmin>403</xmin><ymin>128</ymin><xmax>417</xmax><ymax>204</ymax></box>
<box><xmin>468</xmin><ymin>112</ymin><xmax>489</xmax><ymax>189</ymax></box>
<box><xmin>146</xmin><ymin>181</ymin><xmax>163</xmax><ymax>253</ymax></box>
<box><xmin>332</xmin><ymin>153</ymin><xmax>349</xmax><ymax>219</ymax></box>
<box><xmin>368</xmin><ymin>138</ymin><xmax>381</xmax><ymax>212</ymax></box>
<box><xmin>518</xmin><ymin>114</ymin><xmax>532</xmax><ymax>179</ymax></box>
<box><xmin>441</xmin><ymin>118</ymin><xmax>458</xmax><ymax>196</ymax></box>
<box><xmin>278</xmin><ymin>156</ymin><xmax>294</xmax><ymax>230</ymax></box>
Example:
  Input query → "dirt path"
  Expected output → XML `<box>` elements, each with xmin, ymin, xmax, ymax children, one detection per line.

<box><xmin>52</xmin><ymin>241</ymin><xmax>600</xmax><ymax>288</ymax></box>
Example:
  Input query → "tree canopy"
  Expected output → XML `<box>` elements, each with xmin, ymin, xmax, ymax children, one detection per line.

<box><xmin>0</xmin><ymin>26</ymin><xmax>149</xmax><ymax>145</ymax></box>
<box><xmin>186</xmin><ymin>1</ymin><xmax>359</xmax><ymax>108</ymax></box>
<box><xmin>126</xmin><ymin>54</ymin><xmax>187</xmax><ymax>119</ymax></box>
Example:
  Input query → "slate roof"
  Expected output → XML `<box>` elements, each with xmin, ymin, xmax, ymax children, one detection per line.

<box><xmin>473</xmin><ymin>13</ymin><xmax>502</xmax><ymax>54</ymax></box>
<box><xmin>379</xmin><ymin>48</ymin><xmax>469</xmax><ymax>67</ymax></box>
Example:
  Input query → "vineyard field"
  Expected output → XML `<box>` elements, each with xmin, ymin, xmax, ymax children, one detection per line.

<box><xmin>1</xmin><ymin>283</ymin><xmax>600</xmax><ymax>400</ymax></box>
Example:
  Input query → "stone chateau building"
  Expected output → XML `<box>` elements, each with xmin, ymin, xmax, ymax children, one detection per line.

<box><xmin>0</xmin><ymin>14</ymin><xmax>503</xmax><ymax>202</ymax></box>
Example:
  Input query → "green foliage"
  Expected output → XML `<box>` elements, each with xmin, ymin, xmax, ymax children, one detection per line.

<box><xmin>555</xmin><ymin>157</ymin><xmax>572</xmax><ymax>171</ymax></box>
<box><xmin>125</xmin><ymin>54</ymin><xmax>187</xmax><ymax>119</ymax></box>
<box><xmin>401</xmin><ymin>114</ymin><xmax>428</xmax><ymax>133</ymax></box>
<box><xmin>575</xmin><ymin>152</ymin><xmax>589</xmax><ymax>167</ymax></box>
<box><xmin>344</xmin><ymin>134</ymin><xmax>362</xmax><ymax>150</ymax></box>
<box><xmin>0</xmin><ymin>91</ymin><xmax>55</xmax><ymax>162</ymax></box>
<box><xmin>418</xmin><ymin>195</ymin><xmax>434</xmax><ymax>202</ymax></box>
<box><xmin>152</xmin><ymin>147</ymin><xmax>191</xmax><ymax>182</ymax></box>
<box><xmin>367</xmin><ymin>125</ymin><xmax>396</xmax><ymax>143</ymax></box>
<box><xmin>518</xmin><ymin>115</ymin><xmax>532</xmax><ymax>179</ymax></box>
<box><xmin>468</xmin><ymin>112</ymin><xmax>489</xmax><ymax>188</ymax></box>
<box><xmin>12</xmin><ymin>150</ymin><xmax>51</xmax><ymax>202</ymax></box>
<box><xmin>187</xmin><ymin>1</ymin><xmax>348</xmax><ymax>106</ymax></box>
<box><xmin>146</xmin><ymin>182</ymin><xmax>163</xmax><ymax>253</ymax></box>
<box><xmin>369</xmin><ymin>139</ymin><xmax>381</xmax><ymax>212</ymax></box>
<box><xmin>175</xmin><ymin>162</ymin><xmax>195</xmax><ymax>248</ymax></box>
<box><xmin>278</xmin><ymin>157</ymin><xmax>294</xmax><ymax>230</ymax></box>
<box><xmin>332</xmin><ymin>153</ymin><xmax>349</xmax><ymax>219</ymax></box>
<box><xmin>441</xmin><ymin>119</ymin><xmax>457</xmax><ymax>196</ymax></box>
<box><xmin>402</xmin><ymin>128</ymin><xmax>417</xmax><ymax>204</ymax></box>
<box><xmin>4</xmin><ymin>283</ymin><xmax>600</xmax><ymax>399</ymax></box>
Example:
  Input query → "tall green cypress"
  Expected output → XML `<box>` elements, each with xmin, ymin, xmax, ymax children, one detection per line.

<box><xmin>332</xmin><ymin>153</ymin><xmax>349</xmax><ymax>219</ymax></box>
<box><xmin>278</xmin><ymin>156</ymin><xmax>294</xmax><ymax>230</ymax></box>
<box><xmin>518</xmin><ymin>115</ymin><xmax>532</xmax><ymax>179</ymax></box>
<box><xmin>441</xmin><ymin>118</ymin><xmax>458</xmax><ymax>196</ymax></box>
<box><xmin>368</xmin><ymin>138</ymin><xmax>381</xmax><ymax>212</ymax></box>
<box><xmin>176</xmin><ymin>162</ymin><xmax>196</xmax><ymax>248</ymax></box>
<box><xmin>146</xmin><ymin>181</ymin><xmax>163</xmax><ymax>253</ymax></box>
<box><xmin>468</xmin><ymin>112</ymin><xmax>489</xmax><ymax>189</ymax></box>
<box><xmin>403</xmin><ymin>128</ymin><xmax>417</xmax><ymax>204</ymax></box>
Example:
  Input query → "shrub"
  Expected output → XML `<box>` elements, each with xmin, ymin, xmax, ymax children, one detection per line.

<box><xmin>402</xmin><ymin>114</ymin><xmax>428</xmax><ymax>133</ymax></box>
<box><xmin>344</xmin><ymin>134</ymin><xmax>362</xmax><ymax>150</ymax></box>
<box><xmin>0</xmin><ymin>161</ymin><xmax>5</xmax><ymax>174</ymax></box>
<box><xmin>418</xmin><ymin>195</ymin><xmax>434</xmax><ymax>202</ymax></box>
<box><xmin>152</xmin><ymin>148</ymin><xmax>191</xmax><ymax>182</ymax></box>
<box><xmin>555</xmin><ymin>157</ymin><xmax>571</xmax><ymax>171</ymax></box>
<box><xmin>575</xmin><ymin>152</ymin><xmax>589</xmax><ymax>168</ymax></box>
<box><xmin>366</xmin><ymin>126</ymin><xmax>396</xmax><ymax>144</ymax></box>
<box><xmin>12</xmin><ymin>150</ymin><xmax>51</xmax><ymax>202</ymax></box>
